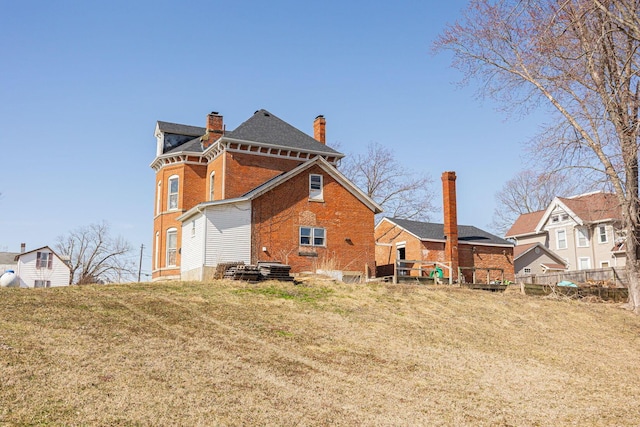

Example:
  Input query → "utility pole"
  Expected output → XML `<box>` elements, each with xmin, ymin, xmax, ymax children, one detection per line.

<box><xmin>138</xmin><ymin>244</ymin><xmax>144</xmax><ymax>282</ymax></box>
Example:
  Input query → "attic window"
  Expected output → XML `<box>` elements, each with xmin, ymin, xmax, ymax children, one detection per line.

<box><xmin>309</xmin><ymin>174</ymin><xmax>323</xmax><ymax>201</ymax></box>
<box><xmin>551</xmin><ymin>215</ymin><xmax>559</xmax><ymax>223</ymax></box>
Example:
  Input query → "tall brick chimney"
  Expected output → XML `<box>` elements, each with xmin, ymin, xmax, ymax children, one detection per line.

<box><xmin>202</xmin><ymin>111</ymin><xmax>224</xmax><ymax>149</ymax></box>
<box><xmin>442</xmin><ymin>171</ymin><xmax>459</xmax><ymax>281</ymax></box>
<box><xmin>313</xmin><ymin>115</ymin><xmax>326</xmax><ymax>144</ymax></box>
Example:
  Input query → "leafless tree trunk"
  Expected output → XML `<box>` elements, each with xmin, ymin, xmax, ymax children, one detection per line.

<box><xmin>55</xmin><ymin>221</ymin><xmax>135</xmax><ymax>284</ymax></box>
<box><xmin>435</xmin><ymin>0</ymin><xmax>640</xmax><ymax>312</ymax></box>
<box><xmin>339</xmin><ymin>142</ymin><xmax>436</xmax><ymax>221</ymax></box>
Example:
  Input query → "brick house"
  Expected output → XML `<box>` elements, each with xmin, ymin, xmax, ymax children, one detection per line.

<box><xmin>375</xmin><ymin>172</ymin><xmax>515</xmax><ymax>283</ymax></box>
<box><xmin>150</xmin><ymin>109</ymin><xmax>381</xmax><ymax>281</ymax></box>
<box><xmin>506</xmin><ymin>191</ymin><xmax>624</xmax><ymax>275</ymax></box>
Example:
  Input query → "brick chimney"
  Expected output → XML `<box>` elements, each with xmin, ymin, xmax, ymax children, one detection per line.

<box><xmin>442</xmin><ymin>171</ymin><xmax>459</xmax><ymax>281</ymax></box>
<box><xmin>202</xmin><ymin>111</ymin><xmax>224</xmax><ymax>149</ymax></box>
<box><xmin>313</xmin><ymin>115</ymin><xmax>326</xmax><ymax>144</ymax></box>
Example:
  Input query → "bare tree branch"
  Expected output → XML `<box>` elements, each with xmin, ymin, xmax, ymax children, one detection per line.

<box><xmin>339</xmin><ymin>142</ymin><xmax>436</xmax><ymax>221</ymax></box>
<box><xmin>55</xmin><ymin>221</ymin><xmax>136</xmax><ymax>284</ymax></box>
<box><xmin>435</xmin><ymin>0</ymin><xmax>640</xmax><ymax>312</ymax></box>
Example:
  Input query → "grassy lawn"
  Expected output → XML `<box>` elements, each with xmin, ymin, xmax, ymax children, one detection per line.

<box><xmin>1</xmin><ymin>279</ymin><xmax>640</xmax><ymax>426</ymax></box>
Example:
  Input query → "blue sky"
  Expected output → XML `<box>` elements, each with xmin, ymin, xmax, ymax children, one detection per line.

<box><xmin>0</xmin><ymin>1</ymin><xmax>541</xmax><ymax>278</ymax></box>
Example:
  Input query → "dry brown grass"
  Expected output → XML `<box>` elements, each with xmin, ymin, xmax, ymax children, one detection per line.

<box><xmin>1</xmin><ymin>280</ymin><xmax>640</xmax><ymax>426</ymax></box>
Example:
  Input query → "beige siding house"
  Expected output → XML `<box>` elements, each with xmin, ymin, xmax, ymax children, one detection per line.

<box><xmin>506</xmin><ymin>191</ymin><xmax>623</xmax><ymax>274</ymax></box>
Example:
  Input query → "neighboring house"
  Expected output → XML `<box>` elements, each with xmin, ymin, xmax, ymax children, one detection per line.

<box><xmin>505</xmin><ymin>191</ymin><xmax>623</xmax><ymax>275</ymax></box>
<box><xmin>151</xmin><ymin>109</ymin><xmax>382</xmax><ymax>281</ymax></box>
<box><xmin>14</xmin><ymin>246</ymin><xmax>71</xmax><ymax>288</ymax></box>
<box><xmin>512</xmin><ymin>242</ymin><xmax>567</xmax><ymax>276</ymax></box>
<box><xmin>0</xmin><ymin>251</ymin><xmax>19</xmax><ymax>274</ymax></box>
<box><xmin>375</xmin><ymin>172</ymin><xmax>515</xmax><ymax>283</ymax></box>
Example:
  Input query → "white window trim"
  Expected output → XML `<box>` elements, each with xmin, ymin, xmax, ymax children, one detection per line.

<box><xmin>167</xmin><ymin>175</ymin><xmax>179</xmax><ymax>211</ymax></box>
<box><xmin>523</xmin><ymin>268</ymin><xmax>531</xmax><ymax>274</ymax></box>
<box><xmin>166</xmin><ymin>228</ymin><xmax>178</xmax><ymax>267</ymax></box>
<box><xmin>578</xmin><ymin>257</ymin><xmax>591</xmax><ymax>270</ymax></box>
<box><xmin>299</xmin><ymin>226</ymin><xmax>326</xmax><ymax>247</ymax></box>
<box><xmin>154</xmin><ymin>231</ymin><xmax>160</xmax><ymax>270</ymax></box>
<box><xmin>209</xmin><ymin>172</ymin><xmax>215</xmax><ymax>201</ymax></box>
<box><xmin>309</xmin><ymin>174</ymin><xmax>323</xmax><ymax>201</ymax></box>
<box><xmin>556</xmin><ymin>228</ymin><xmax>567</xmax><ymax>250</ymax></box>
<box><xmin>156</xmin><ymin>181</ymin><xmax>162</xmax><ymax>215</ymax></box>
<box><xmin>576</xmin><ymin>227</ymin><xmax>589</xmax><ymax>248</ymax></box>
<box><xmin>598</xmin><ymin>225</ymin><xmax>609</xmax><ymax>244</ymax></box>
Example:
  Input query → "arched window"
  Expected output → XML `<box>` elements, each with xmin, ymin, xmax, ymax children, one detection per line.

<box><xmin>167</xmin><ymin>175</ymin><xmax>179</xmax><ymax>210</ymax></box>
<box><xmin>154</xmin><ymin>231</ymin><xmax>160</xmax><ymax>269</ymax></box>
<box><xmin>166</xmin><ymin>228</ymin><xmax>178</xmax><ymax>267</ymax></box>
<box><xmin>156</xmin><ymin>181</ymin><xmax>162</xmax><ymax>215</ymax></box>
<box><xmin>209</xmin><ymin>172</ymin><xmax>215</xmax><ymax>201</ymax></box>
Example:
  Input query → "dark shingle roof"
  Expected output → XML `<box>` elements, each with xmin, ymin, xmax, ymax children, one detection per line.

<box><xmin>165</xmin><ymin>135</ymin><xmax>204</xmax><ymax>154</ymax></box>
<box><xmin>157</xmin><ymin>121</ymin><xmax>205</xmax><ymax>137</ymax></box>
<box><xmin>226</xmin><ymin>109</ymin><xmax>342</xmax><ymax>156</ymax></box>
<box><xmin>387</xmin><ymin>217</ymin><xmax>513</xmax><ymax>246</ymax></box>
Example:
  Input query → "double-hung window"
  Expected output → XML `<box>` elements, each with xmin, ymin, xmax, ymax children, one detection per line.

<box><xmin>36</xmin><ymin>251</ymin><xmax>53</xmax><ymax>269</ymax></box>
<box><xmin>598</xmin><ymin>225</ymin><xmax>608</xmax><ymax>243</ymax></box>
<box><xmin>556</xmin><ymin>229</ymin><xmax>567</xmax><ymax>250</ymax></box>
<box><xmin>166</xmin><ymin>228</ymin><xmax>178</xmax><ymax>267</ymax></box>
<box><xmin>576</xmin><ymin>227</ymin><xmax>589</xmax><ymax>247</ymax></box>
<box><xmin>34</xmin><ymin>280</ymin><xmax>51</xmax><ymax>288</ymax></box>
<box><xmin>309</xmin><ymin>174</ymin><xmax>323</xmax><ymax>200</ymax></box>
<box><xmin>300</xmin><ymin>227</ymin><xmax>326</xmax><ymax>247</ymax></box>
<box><xmin>168</xmin><ymin>175</ymin><xmax>179</xmax><ymax>210</ymax></box>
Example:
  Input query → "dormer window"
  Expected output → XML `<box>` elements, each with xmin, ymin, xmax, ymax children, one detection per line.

<box><xmin>309</xmin><ymin>174</ymin><xmax>323</xmax><ymax>201</ymax></box>
<box><xmin>168</xmin><ymin>175</ymin><xmax>179</xmax><ymax>210</ymax></box>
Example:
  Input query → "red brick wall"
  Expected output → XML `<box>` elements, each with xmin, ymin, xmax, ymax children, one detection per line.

<box><xmin>152</xmin><ymin>163</ymin><xmax>206</xmax><ymax>280</ymax></box>
<box><xmin>252</xmin><ymin>165</ymin><xmax>375</xmax><ymax>276</ymax></box>
<box><xmin>458</xmin><ymin>245</ymin><xmax>515</xmax><ymax>283</ymax></box>
<box><xmin>206</xmin><ymin>156</ymin><xmax>224</xmax><ymax>201</ymax></box>
<box><xmin>375</xmin><ymin>220</ymin><xmax>514</xmax><ymax>281</ymax></box>
<box><xmin>224</xmin><ymin>152</ymin><xmax>303</xmax><ymax>199</ymax></box>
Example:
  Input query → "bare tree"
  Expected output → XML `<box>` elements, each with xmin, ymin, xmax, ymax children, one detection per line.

<box><xmin>491</xmin><ymin>169</ymin><xmax>594</xmax><ymax>234</ymax></box>
<box><xmin>55</xmin><ymin>222</ymin><xmax>136</xmax><ymax>285</ymax></box>
<box><xmin>339</xmin><ymin>142</ymin><xmax>435</xmax><ymax>221</ymax></box>
<box><xmin>434</xmin><ymin>0</ymin><xmax>640</xmax><ymax>311</ymax></box>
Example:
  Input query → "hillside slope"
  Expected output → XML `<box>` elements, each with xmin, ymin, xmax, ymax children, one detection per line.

<box><xmin>1</xmin><ymin>280</ymin><xmax>640</xmax><ymax>426</ymax></box>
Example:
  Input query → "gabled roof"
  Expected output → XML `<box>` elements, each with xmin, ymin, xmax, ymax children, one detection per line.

<box><xmin>14</xmin><ymin>246</ymin><xmax>69</xmax><ymax>267</ymax></box>
<box><xmin>540</xmin><ymin>263</ymin><xmax>567</xmax><ymax>271</ymax></box>
<box><xmin>378</xmin><ymin>217</ymin><xmax>513</xmax><ymax>247</ymax></box>
<box><xmin>513</xmin><ymin>242</ymin><xmax>567</xmax><ymax>266</ymax></box>
<box><xmin>157</xmin><ymin>121</ymin><xmax>205</xmax><ymax>137</ymax></box>
<box><xmin>557</xmin><ymin>192</ymin><xmax>621</xmax><ymax>223</ymax></box>
<box><xmin>225</xmin><ymin>109</ymin><xmax>342</xmax><ymax>156</ymax></box>
<box><xmin>0</xmin><ymin>252</ymin><xmax>19</xmax><ymax>265</ymax></box>
<box><xmin>506</xmin><ymin>192</ymin><xmax>621</xmax><ymax>238</ymax></box>
<box><xmin>177</xmin><ymin>156</ymin><xmax>382</xmax><ymax>222</ymax></box>
<box><xmin>505</xmin><ymin>210</ymin><xmax>545</xmax><ymax>238</ymax></box>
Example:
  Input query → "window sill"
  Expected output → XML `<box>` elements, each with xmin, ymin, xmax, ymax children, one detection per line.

<box><xmin>308</xmin><ymin>198</ymin><xmax>324</xmax><ymax>203</ymax></box>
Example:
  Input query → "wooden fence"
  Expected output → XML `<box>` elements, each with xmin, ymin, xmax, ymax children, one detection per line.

<box><xmin>521</xmin><ymin>283</ymin><xmax>628</xmax><ymax>302</ymax></box>
<box><xmin>516</xmin><ymin>267</ymin><xmax>628</xmax><ymax>288</ymax></box>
